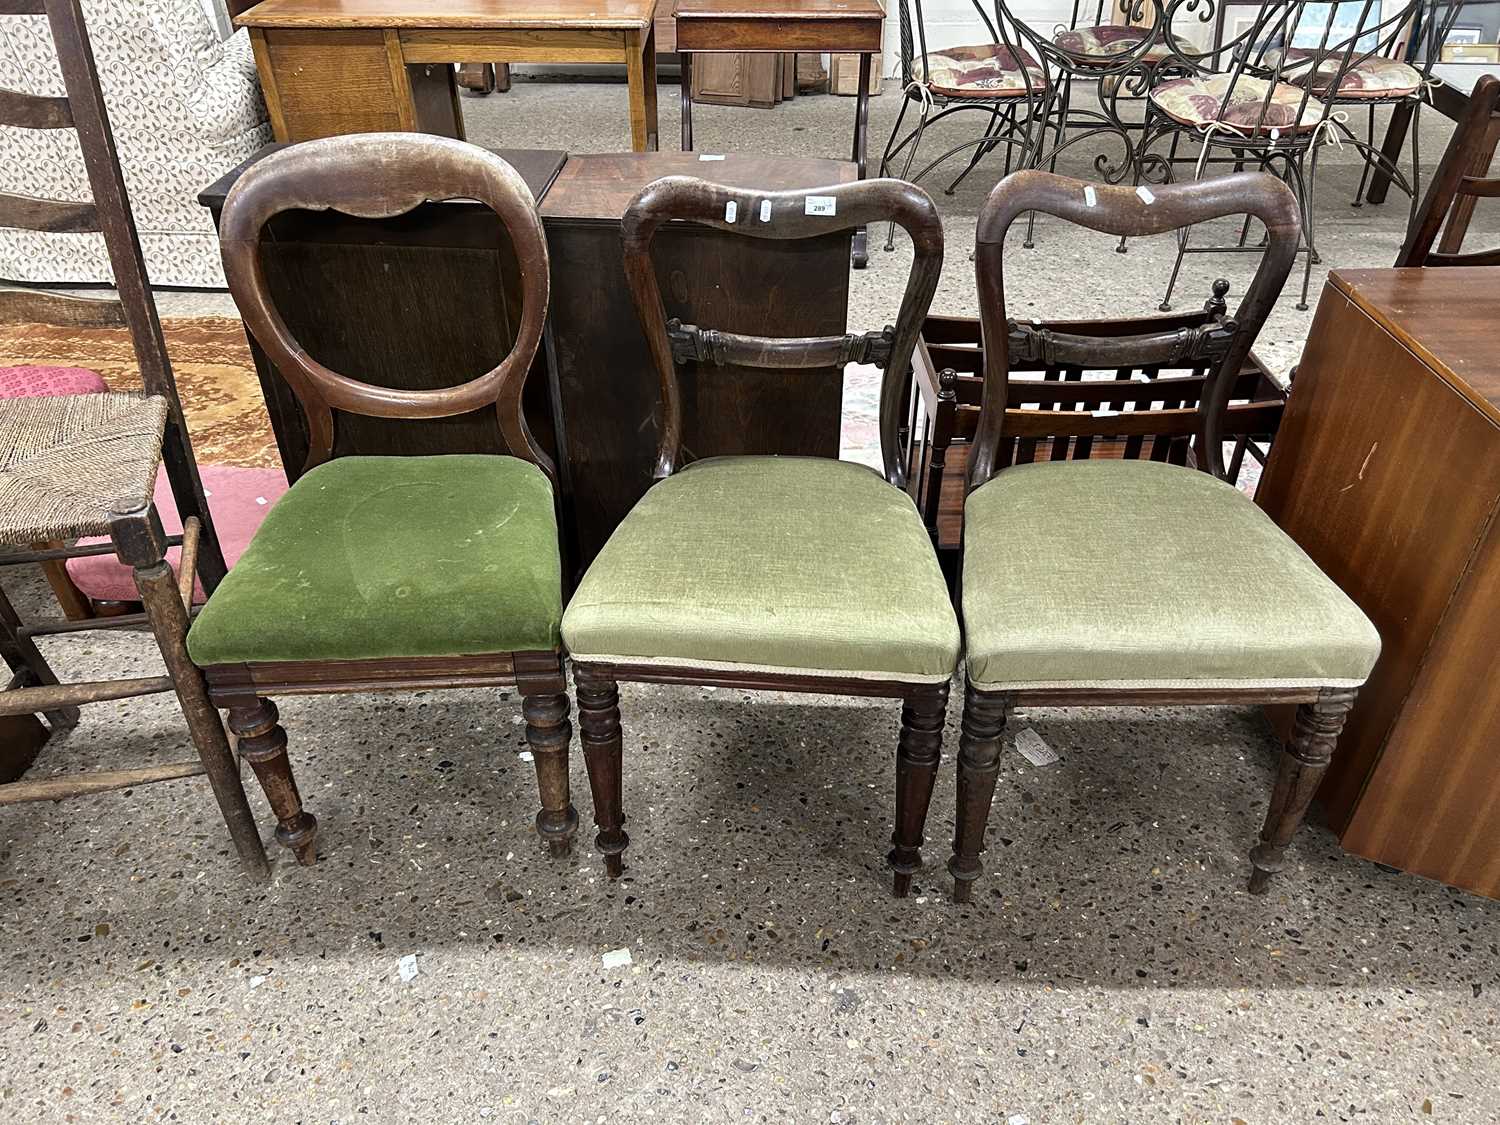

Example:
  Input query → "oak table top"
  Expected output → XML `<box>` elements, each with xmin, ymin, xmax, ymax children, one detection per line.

<box><xmin>236</xmin><ymin>0</ymin><xmax>658</xmax><ymax>30</ymax></box>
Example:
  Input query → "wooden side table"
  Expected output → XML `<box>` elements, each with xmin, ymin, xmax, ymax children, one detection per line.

<box><xmin>237</xmin><ymin>0</ymin><xmax>660</xmax><ymax>152</ymax></box>
<box><xmin>672</xmin><ymin>0</ymin><xmax>884</xmax><ymax>266</ymax></box>
<box><xmin>1256</xmin><ymin>267</ymin><xmax>1500</xmax><ymax>899</ymax></box>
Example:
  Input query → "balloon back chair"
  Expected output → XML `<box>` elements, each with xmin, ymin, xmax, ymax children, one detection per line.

<box><xmin>1396</xmin><ymin>73</ymin><xmax>1500</xmax><ymax>267</ymax></box>
<box><xmin>561</xmin><ymin>176</ymin><xmax>961</xmax><ymax>897</ymax></box>
<box><xmin>950</xmin><ymin>169</ymin><xmax>1380</xmax><ymax>903</ymax></box>
<box><xmin>188</xmin><ymin>134</ymin><xmax>578</xmax><ymax>868</ymax></box>
<box><xmin>879</xmin><ymin>0</ymin><xmax>1055</xmax><ymax>242</ymax></box>
<box><xmin>1145</xmin><ymin>0</ymin><xmax>1425</xmax><ymax>310</ymax></box>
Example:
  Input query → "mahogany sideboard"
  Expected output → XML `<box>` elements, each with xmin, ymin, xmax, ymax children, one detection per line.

<box><xmin>539</xmin><ymin>151</ymin><xmax>855</xmax><ymax>576</ymax></box>
<box><xmin>1256</xmin><ymin>267</ymin><xmax>1500</xmax><ymax>898</ymax></box>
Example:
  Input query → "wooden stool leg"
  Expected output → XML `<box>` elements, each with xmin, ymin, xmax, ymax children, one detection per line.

<box><xmin>947</xmin><ymin>687</ymin><xmax>1009</xmax><ymax>903</ymax></box>
<box><xmin>133</xmin><ymin>558</ymin><xmax>268</xmax><ymax>879</ymax></box>
<box><xmin>1249</xmin><ymin>688</ymin><xmax>1356</xmax><ymax>894</ymax></box>
<box><xmin>521</xmin><ymin>689</ymin><xmax>578</xmax><ymax>857</ymax></box>
<box><xmin>887</xmin><ymin>680</ymin><xmax>949</xmax><ymax>898</ymax></box>
<box><xmin>0</xmin><ymin>583</ymin><xmax>79</xmax><ymax>730</ymax></box>
<box><xmin>575</xmin><ymin>670</ymin><xmax>628</xmax><ymax>877</ymax></box>
<box><xmin>228</xmin><ymin>699</ymin><xmax>317</xmax><ymax>866</ymax></box>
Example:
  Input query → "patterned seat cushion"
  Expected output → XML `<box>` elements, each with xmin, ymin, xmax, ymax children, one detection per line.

<box><xmin>1264</xmin><ymin>48</ymin><xmax>1421</xmax><ymax>99</ymax></box>
<box><xmin>0</xmin><ymin>365</ymin><xmax>108</xmax><ymax>398</ymax></box>
<box><xmin>1053</xmin><ymin>24</ymin><xmax>1170</xmax><ymax>66</ymax></box>
<box><xmin>913</xmin><ymin>44</ymin><xmax>1047</xmax><ymax>98</ymax></box>
<box><xmin>1149</xmin><ymin>73</ymin><xmax>1322</xmax><ymax>133</ymax></box>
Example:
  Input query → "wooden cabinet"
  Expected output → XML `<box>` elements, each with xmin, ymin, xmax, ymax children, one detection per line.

<box><xmin>690</xmin><ymin>52</ymin><xmax>796</xmax><ymax>107</ymax></box>
<box><xmin>198</xmin><ymin>144</ymin><xmax>568</xmax><ymax>479</ymax></box>
<box><xmin>539</xmin><ymin>151</ymin><xmax>855</xmax><ymax>576</ymax></box>
<box><xmin>1256</xmin><ymin>267</ymin><xmax>1500</xmax><ymax>898</ymax></box>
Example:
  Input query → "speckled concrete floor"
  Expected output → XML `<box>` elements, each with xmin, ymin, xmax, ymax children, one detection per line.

<box><xmin>6</xmin><ymin>81</ymin><xmax>1500</xmax><ymax>1123</ymax></box>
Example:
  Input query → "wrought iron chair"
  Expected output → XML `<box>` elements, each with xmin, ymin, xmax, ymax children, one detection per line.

<box><xmin>1396</xmin><ymin>73</ymin><xmax>1500</xmax><ymax>266</ymax></box>
<box><xmin>562</xmin><ymin>176</ymin><xmax>960</xmax><ymax>897</ymax></box>
<box><xmin>950</xmin><ymin>169</ymin><xmax>1380</xmax><ymax>903</ymax></box>
<box><xmin>878</xmin><ymin>0</ymin><xmax>1055</xmax><ymax>248</ymax></box>
<box><xmin>0</xmin><ymin>0</ymin><xmax>264</xmax><ymax>877</ymax></box>
<box><xmin>1143</xmin><ymin>0</ymin><xmax>1427</xmax><ymax>310</ymax></box>
<box><xmin>189</xmin><ymin>134</ymin><xmax>578</xmax><ymax>868</ymax></box>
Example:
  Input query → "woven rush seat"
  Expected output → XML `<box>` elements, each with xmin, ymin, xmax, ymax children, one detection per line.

<box><xmin>0</xmin><ymin>392</ymin><xmax>168</xmax><ymax>546</ymax></box>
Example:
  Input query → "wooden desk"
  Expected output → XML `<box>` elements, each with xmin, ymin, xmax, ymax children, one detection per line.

<box><xmin>1256</xmin><ymin>267</ymin><xmax>1500</xmax><ymax>898</ymax></box>
<box><xmin>673</xmin><ymin>0</ymin><xmax>883</xmax><ymax>266</ymax></box>
<box><xmin>540</xmin><ymin>151</ymin><xmax>856</xmax><ymax>574</ymax></box>
<box><xmin>198</xmin><ymin>145</ymin><xmax>568</xmax><ymax>479</ymax></box>
<box><xmin>237</xmin><ymin>0</ymin><xmax>660</xmax><ymax>151</ymax></box>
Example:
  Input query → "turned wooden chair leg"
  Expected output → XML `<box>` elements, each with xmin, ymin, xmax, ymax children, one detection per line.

<box><xmin>1249</xmin><ymin>688</ymin><xmax>1356</xmax><ymax>894</ymax></box>
<box><xmin>887</xmin><ymin>680</ymin><xmax>950</xmax><ymax>898</ymax></box>
<box><xmin>575</xmin><ymin>670</ymin><xmax>627</xmax><ymax>877</ymax></box>
<box><xmin>227</xmin><ymin>699</ymin><xmax>317</xmax><ymax>866</ymax></box>
<box><xmin>131</xmin><ymin>559</ymin><xmax>268</xmax><ymax>879</ymax></box>
<box><xmin>948</xmin><ymin>686</ymin><xmax>1009</xmax><ymax>904</ymax></box>
<box><xmin>520</xmin><ymin>689</ymin><xmax>578</xmax><ymax>857</ymax></box>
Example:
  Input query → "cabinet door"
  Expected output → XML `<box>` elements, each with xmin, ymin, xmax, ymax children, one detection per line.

<box><xmin>692</xmin><ymin>53</ymin><xmax>781</xmax><ymax>107</ymax></box>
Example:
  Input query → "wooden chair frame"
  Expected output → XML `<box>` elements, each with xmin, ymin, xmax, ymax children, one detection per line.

<box><xmin>0</xmin><ymin>0</ymin><xmax>264</xmax><ymax>877</ymax></box>
<box><xmin>202</xmin><ymin>134</ymin><xmax>576</xmax><ymax>867</ymax></box>
<box><xmin>951</xmin><ymin>169</ymin><xmax>1358</xmax><ymax>902</ymax></box>
<box><xmin>572</xmin><ymin>175</ymin><xmax>951</xmax><ymax>897</ymax></box>
<box><xmin>1396</xmin><ymin>73</ymin><xmax>1500</xmax><ymax>268</ymax></box>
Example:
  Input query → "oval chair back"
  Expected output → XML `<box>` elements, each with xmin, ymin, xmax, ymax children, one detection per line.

<box><xmin>619</xmin><ymin>175</ymin><xmax>944</xmax><ymax>489</ymax></box>
<box><xmin>217</xmin><ymin>133</ymin><xmax>554</xmax><ymax>480</ymax></box>
<box><xmin>967</xmin><ymin>168</ymin><xmax>1300</xmax><ymax>490</ymax></box>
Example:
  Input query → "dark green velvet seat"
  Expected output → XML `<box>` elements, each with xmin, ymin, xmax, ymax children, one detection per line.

<box><xmin>562</xmin><ymin>456</ymin><xmax>960</xmax><ymax>682</ymax></box>
<box><xmin>187</xmin><ymin>454</ymin><xmax>562</xmax><ymax>666</ymax></box>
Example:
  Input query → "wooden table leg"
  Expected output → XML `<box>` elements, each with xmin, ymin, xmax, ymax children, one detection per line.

<box><xmin>1366</xmin><ymin>100</ymin><xmax>1415</xmax><ymax>205</ymax></box>
<box><xmin>680</xmin><ymin>50</ymin><xmax>694</xmax><ymax>151</ymax></box>
<box><xmin>851</xmin><ymin>51</ymin><xmax>872</xmax><ymax>269</ymax></box>
<box><xmin>625</xmin><ymin>27</ymin><xmax>659</xmax><ymax>152</ymax></box>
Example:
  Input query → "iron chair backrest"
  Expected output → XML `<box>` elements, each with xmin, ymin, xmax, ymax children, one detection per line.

<box><xmin>620</xmin><ymin>175</ymin><xmax>943</xmax><ymax>488</ymax></box>
<box><xmin>968</xmin><ymin>169</ymin><xmax>1300</xmax><ymax>491</ymax></box>
<box><xmin>1397</xmin><ymin>73</ymin><xmax>1500</xmax><ymax>267</ymax></box>
<box><xmin>217</xmin><ymin>133</ymin><xmax>553</xmax><ymax>480</ymax></box>
<box><xmin>1161</xmin><ymin>0</ymin><xmax>1422</xmax><ymax>135</ymax></box>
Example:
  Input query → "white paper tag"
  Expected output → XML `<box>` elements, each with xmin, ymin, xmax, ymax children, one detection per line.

<box><xmin>1084</xmin><ymin>185</ymin><xmax>1097</xmax><ymax>207</ymax></box>
<box><xmin>398</xmin><ymin>954</ymin><xmax>419</xmax><ymax>982</ymax></box>
<box><xmin>1269</xmin><ymin>127</ymin><xmax>1281</xmax><ymax>143</ymax></box>
<box><xmin>805</xmin><ymin>195</ymin><xmax>837</xmax><ymax>217</ymax></box>
<box><xmin>1092</xmin><ymin>408</ymin><xmax>1121</xmax><ymax>418</ymax></box>
<box><xmin>1013</xmin><ymin>727</ymin><xmax>1060</xmax><ymax>767</ymax></box>
<box><xmin>724</xmin><ymin>200</ymin><xmax>737</xmax><ymax>223</ymax></box>
<box><xmin>759</xmin><ymin>199</ymin><xmax>772</xmax><ymax>222</ymax></box>
<box><xmin>601</xmin><ymin>947</ymin><xmax>633</xmax><ymax>968</ymax></box>
<box><xmin>698</xmin><ymin>153</ymin><xmax>726</xmax><ymax>161</ymax></box>
<box><xmin>1135</xmin><ymin>186</ymin><xmax>1155</xmax><ymax>205</ymax></box>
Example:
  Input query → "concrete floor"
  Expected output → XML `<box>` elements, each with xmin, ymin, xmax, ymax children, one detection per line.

<box><xmin>5</xmin><ymin>80</ymin><xmax>1500</xmax><ymax>1123</ymax></box>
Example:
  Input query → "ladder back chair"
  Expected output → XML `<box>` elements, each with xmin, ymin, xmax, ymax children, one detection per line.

<box><xmin>1396</xmin><ymin>73</ymin><xmax>1500</xmax><ymax>268</ymax></box>
<box><xmin>562</xmin><ymin>175</ymin><xmax>960</xmax><ymax>897</ymax></box>
<box><xmin>191</xmin><ymin>134</ymin><xmax>577</xmax><ymax>868</ymax></box>
<box><xmin>951</xmin><ymin>169</ymin><xmax>1381</xmax><ymax>903</ymax></box>
<box><xmin>0</xmin><ymin>0</ymin><xmax>263</xmax><ymax>877</ymax></box>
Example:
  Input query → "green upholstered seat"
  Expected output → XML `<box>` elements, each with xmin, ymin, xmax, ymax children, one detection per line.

<box><xmin>187</xmin><ymin>454</ymin><xmax>561</xmax><ymax>665</ymax></box>
<box><xmin>561</xmin><ymin>456</ymin><xmax>961</xmax><ymax>682</ymax></box>
<box><xmin>962</xmin><ymin>459</ymin><xmax>1380</xmax><ymax>691</ymax></box>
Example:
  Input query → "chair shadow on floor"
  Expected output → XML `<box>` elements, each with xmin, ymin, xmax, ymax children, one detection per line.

<box><xmin>1</xmin><ymin>686</ymin><xmax>1496</xmax><ymax>995</ymax></box>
